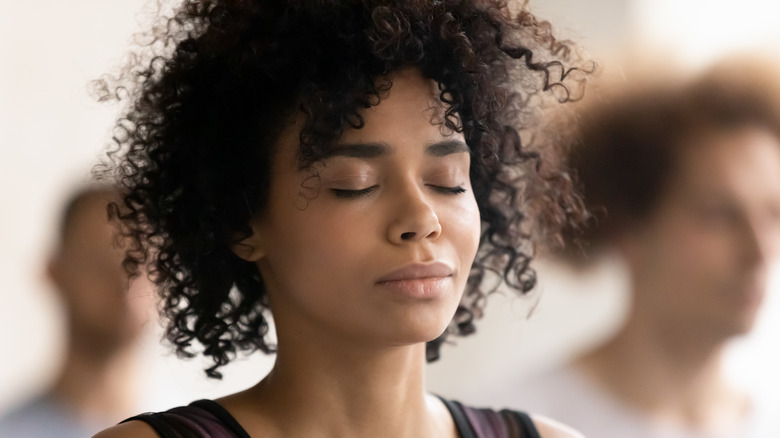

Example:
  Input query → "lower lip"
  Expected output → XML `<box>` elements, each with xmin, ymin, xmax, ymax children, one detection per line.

<box><xmin>376</xmin><ymin>277</ymin><xmax>452</xmax><ymax>299</ymax></box>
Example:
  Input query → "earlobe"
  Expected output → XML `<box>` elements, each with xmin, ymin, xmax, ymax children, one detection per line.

<box><xmin>615</xmin><ymin>231</ymin><xmax>642</xmax><ymax>267</ymax></box>
<box><xmin>231</xmin><ymin>224</ymin><xmax>266</xmax><ymax>262</ymax></box>
<box><xmin>45</xmin><ymin>255</ymin><xmax>66</xmax><ymax>295</ymax></box>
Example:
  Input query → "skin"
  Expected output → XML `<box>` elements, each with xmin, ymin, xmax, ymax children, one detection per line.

<box><xmin>47</xmin><ymin>191</ymin><xmax>154</xmax><ymax>425</ymax></box>
<box><xmin>95</xmin><ymin>69</ymin><xmax>581</xmax><ymax>437</ymax></box>
<box><xmin>579</xmin><ymin>126</ymin><xmax>780</xmax><ymax>434</ymax></box>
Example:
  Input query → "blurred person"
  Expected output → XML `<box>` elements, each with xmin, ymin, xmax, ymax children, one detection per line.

<box><xmin>0</xmin><ymin>185</ymin><xmax>155</xmax><ymax>438</ymax></box>
<box><xmin>88</xmin><ymin>0</ymin><xmax>595</xmax><ymax>437</ymax></box>
<box><xmin>490</xmin><ymin>60</ymin><xmax>780</xmax><ymax>438</ymax></box>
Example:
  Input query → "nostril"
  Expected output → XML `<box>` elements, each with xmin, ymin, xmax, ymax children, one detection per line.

<box><xmin>401</xmin><ymin>232</ymin><xmax>416</xmax><ymax>240</ymax></box>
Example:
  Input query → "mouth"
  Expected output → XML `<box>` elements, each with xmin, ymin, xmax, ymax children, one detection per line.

<box><xmin>376</xmin><ymin>262</ymin><xmax>455</xmax><ymax>299</ymax></box>
<box><xmin>376</xmin><ymin>262</ymin><xmax>454</xmax><ymax>283</ymax></box>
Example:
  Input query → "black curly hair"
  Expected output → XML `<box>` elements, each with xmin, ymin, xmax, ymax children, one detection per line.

<box><xmin>96</xmin><ymin>0</ymin><xmax>591</xmax><ymax>378</ymax></box>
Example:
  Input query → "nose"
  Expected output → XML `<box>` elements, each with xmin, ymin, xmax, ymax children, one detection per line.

<box><xmin>387</xmin><ymin>186</ymin><xmax>442</xmax><ymax>245</ymax></box>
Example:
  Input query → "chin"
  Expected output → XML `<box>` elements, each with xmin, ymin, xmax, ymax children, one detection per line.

<box><xmin>386</xmin><ymin>316</ymin><xmax>453</xmax><ymax>347</ymax></box>
<box><xmin>731</xmin><ymin>314</ymin><xmax>760</xmax><ymax>336</ymax></box>
<box><xmin>372</xmin><ymin>297</ymin><xmax>461</xmax><ymax>346</ymax></box>
<box><xmin>731</xmin><ymin>300</ymin><xmax>764</xmax><ymax>334</ymax></box>
<box><xmin>711</xmin><ymin>313</ymin><xmax>759</xmax><ymax>340</ymax></box>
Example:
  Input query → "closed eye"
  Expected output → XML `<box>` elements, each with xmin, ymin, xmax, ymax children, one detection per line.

<box><xmin>331</xmin><ymin>185</ymin><xmax>466</xmax><ymax>199</ymax></box>
<box><xmin>429</xmin><ymin>185</ymin><xmax>467</xmax><ymax>195</ymax></box>
<box><xmin>331</xmin><ymin>186</ymin><xmax>378</xmax><ymax>199</ymax></box>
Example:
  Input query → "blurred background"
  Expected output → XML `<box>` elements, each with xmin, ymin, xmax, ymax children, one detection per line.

<box><xmin>2</xmin><ymin>0</ymin><xmax>780</xmax><ymax>421</ymax></box>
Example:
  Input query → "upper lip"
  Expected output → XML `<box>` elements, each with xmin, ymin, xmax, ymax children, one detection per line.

<box><xmin>377</xmin><ymin>262</ymin><xmax>454</xmax><ymax>282</ymax></box>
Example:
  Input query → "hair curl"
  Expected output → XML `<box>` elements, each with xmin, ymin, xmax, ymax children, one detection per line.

<box><xmin>96</xmin><ymin>0</ymin><xmax>591</xmax><ymax>378</ymax></box>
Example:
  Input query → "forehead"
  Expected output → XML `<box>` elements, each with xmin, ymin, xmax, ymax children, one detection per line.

<box><xmin>274</xmin><ymin>69</ymin><xmax>459</xmax><ymax>168</ymax></box>
<box><xmin>337</xmin><ymin>69</ymin><xmax>451</xmax><ymax>145</ymax></box>
<box><xmin>671</xmin><ymin>127</ymin><xmax>780</xmax><ymax>199</ymax></box>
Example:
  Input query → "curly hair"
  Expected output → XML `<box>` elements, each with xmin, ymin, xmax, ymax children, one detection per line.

<box><xmin>563</xmin><ymin>59</ymin><xmax>780</xmax><ymax>259</ymax></box>
<box><xmin>96</xmin><ymin>0</ymin><xmax>591</xmax><ymax>378</ymax></box>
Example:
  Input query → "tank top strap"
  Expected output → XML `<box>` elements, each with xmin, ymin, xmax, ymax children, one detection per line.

<box><xmin>121</xmin><ymin>412</ymin><xmax>181</xmax><ymax>438</ymax></box>
<box><xmin>437</xmin><ymin>396</ymin><xmax>541</xmax><ymax>438</ymax></box>
<box><xmin>120</xmin><ymin>399</ymin><xmax>251</xmax><ymax>438</ymax></box>
<box><xmin>438</xmin><ymin>397</ymin><xmax>478</xmax><ymax>438</ymax></box>
<box><xmin>502</xmin><ymin>409</ymin><xmax>542</xmax><ymax>438</ymax></box>
<box><xmin>190</xmin><ymin>399</ymin><xmax>251</xmax><ymax>438</ymax></box>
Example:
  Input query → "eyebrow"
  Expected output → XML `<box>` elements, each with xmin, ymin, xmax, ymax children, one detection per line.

<box><xmin>329</xmin><ymin>139</ymin><xmax>469</xmax><ymax>159</ymax></box>
<box><xmin>425</xmin><ymin>139</ymin><xmax>470</xmax><ymax>157</ymax></box>
<box><xmin>330</xmin><ymin>142</ymin><xmax>390</xmax><ymax>158</ymax></box>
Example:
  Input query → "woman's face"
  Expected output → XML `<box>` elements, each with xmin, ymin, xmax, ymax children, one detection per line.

<box><xmin>250</xmin><ymin>68</ymin><xmax>481</xmax><ymax>350</ymax></box>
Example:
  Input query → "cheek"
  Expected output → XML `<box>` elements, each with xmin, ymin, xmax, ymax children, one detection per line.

<box><xmin>447</xmin><ymin>196</ymin><xmax>481</xmax><ymax>262</ymax></box>
<box><xmin>264</xmin><ymin>205</ymin><xmax>368</xmax><ymax>284</ymax></box>
<box><xmin>645</xmin><ymin>223</ymin><xmax>736</xmax><ymax>297</ymax></box>
<box><xmin>674</xmin><ymin>226</ymin><xmax>735</xmax><ymax>269</ymax></box>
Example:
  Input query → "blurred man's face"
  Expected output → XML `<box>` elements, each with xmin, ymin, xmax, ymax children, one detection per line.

<box><xmin>625</xmin><ymin>127</ymin><xmax>780</xmax><ymax>338</ymax></box>
<box><xmin>49</xmin><ymin>195</ymin><xmax>154</xmax><ymax>352</ymax></box>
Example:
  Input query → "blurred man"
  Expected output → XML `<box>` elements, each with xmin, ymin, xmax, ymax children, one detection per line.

<box><xmin>0</xmin><ymin>185</ymin><xmax>154</xmax><ymax>437</ymax></box>
<box><xmin>492</xmin><ymin>61</ymin><xmax>780</xmax><ymax>437</ymax></box>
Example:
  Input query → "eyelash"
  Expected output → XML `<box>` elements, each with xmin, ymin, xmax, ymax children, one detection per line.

<box><xmin>331</xmin><ymin>186</ymin><xmax>378</xmax><ymax>199</ymax></box>
<box><xmin>431</xmin><ymin>185</ymin><xmax>467</xmax><ymax>195</ymax></box>
<box><xmin>331</xmin><ymin>185</ymin><xmax>466</xmax><ymax>199</ymax></box>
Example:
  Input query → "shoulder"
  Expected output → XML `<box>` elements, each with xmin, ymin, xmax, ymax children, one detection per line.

<box><xmin>532</xmin><ymin>414</ymin><xmax>587</xmax><ymax>438</ymax></box>
<box><xmin>92</xmin><ymin>420</ymin><xmax>159</xmax><ymax>438</ymax></box>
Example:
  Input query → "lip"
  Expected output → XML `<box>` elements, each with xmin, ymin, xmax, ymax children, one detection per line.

<box><xmin>376</xmin><ymin>262</ymin><xmax>454</xmax><ymax>283</ymax></box>
<box><xmin>375</xmin><ymin>262</ymin><xmax>455</xmax><ymax>299</ymax></box>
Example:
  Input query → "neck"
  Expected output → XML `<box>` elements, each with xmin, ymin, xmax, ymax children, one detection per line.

<box><xmin>51</xmin><ymin>332</ymin><xmax>141</xmax><ymax>426</ymax></box>
<box><xmin>230</xmin><ymin>333</ymin><xmax>453</xmax><ymax>437</ymax></box>
<box><xmin>578</xmin><ymin>281</ymin><xmax>749</xmax><ymax>433</ymax></box>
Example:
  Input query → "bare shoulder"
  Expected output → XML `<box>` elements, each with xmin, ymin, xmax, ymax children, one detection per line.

<box><xmin>92</xmin><ymin>420</ymin><xmax>159</xmax><ymax>438</ymax></box>
<box><xmin>532</xmin><ymin>414</ymin><xmax>587</xmax><ymax>438</ymax></box>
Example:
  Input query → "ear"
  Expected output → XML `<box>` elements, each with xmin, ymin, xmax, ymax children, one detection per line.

<box><xmin>614</xmin><ymin>228</ymin><xmax>645</xmax><ymax>269</ymax></box>
<box><xmin>45</xmin><ymin>254</ymin><xmax>66</xmax><ymax>295</ymax></box>
<box><xmin>231</xmin><ymin>222</ymin><xmax>267</xmax><ymax>262</ymax></box>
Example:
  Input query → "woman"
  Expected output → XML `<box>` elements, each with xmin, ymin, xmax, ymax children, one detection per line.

<box><xmin>94</xmin><ymin>1</ymin><xmax>589</xmax><ymax>436</ymax></box>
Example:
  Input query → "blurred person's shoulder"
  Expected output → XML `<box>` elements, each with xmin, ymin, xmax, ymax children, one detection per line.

<box><xmin>485</xmin><ymin>364</ymin><xmax>594</xmax><ymax>414</ymax></box>
<box><xmin>0</xmin><ymin>393</ymin><xmax>98</xmax><ymax>438</ymax></box>
<box><xmin>481</xmin><ymin>363</ymin><xmax>614</xmax><ymax>438</ymax></box>
<box><xmin>743</xmin><ymin>387</ymin><xmax>780</xmax><ymax>437</ymax></box>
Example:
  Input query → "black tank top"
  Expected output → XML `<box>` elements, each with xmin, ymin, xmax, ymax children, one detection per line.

<box><xmin>123</xmin><ymin>398</ymin><xmax>541</xmax><ymax>438</ymax></box>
